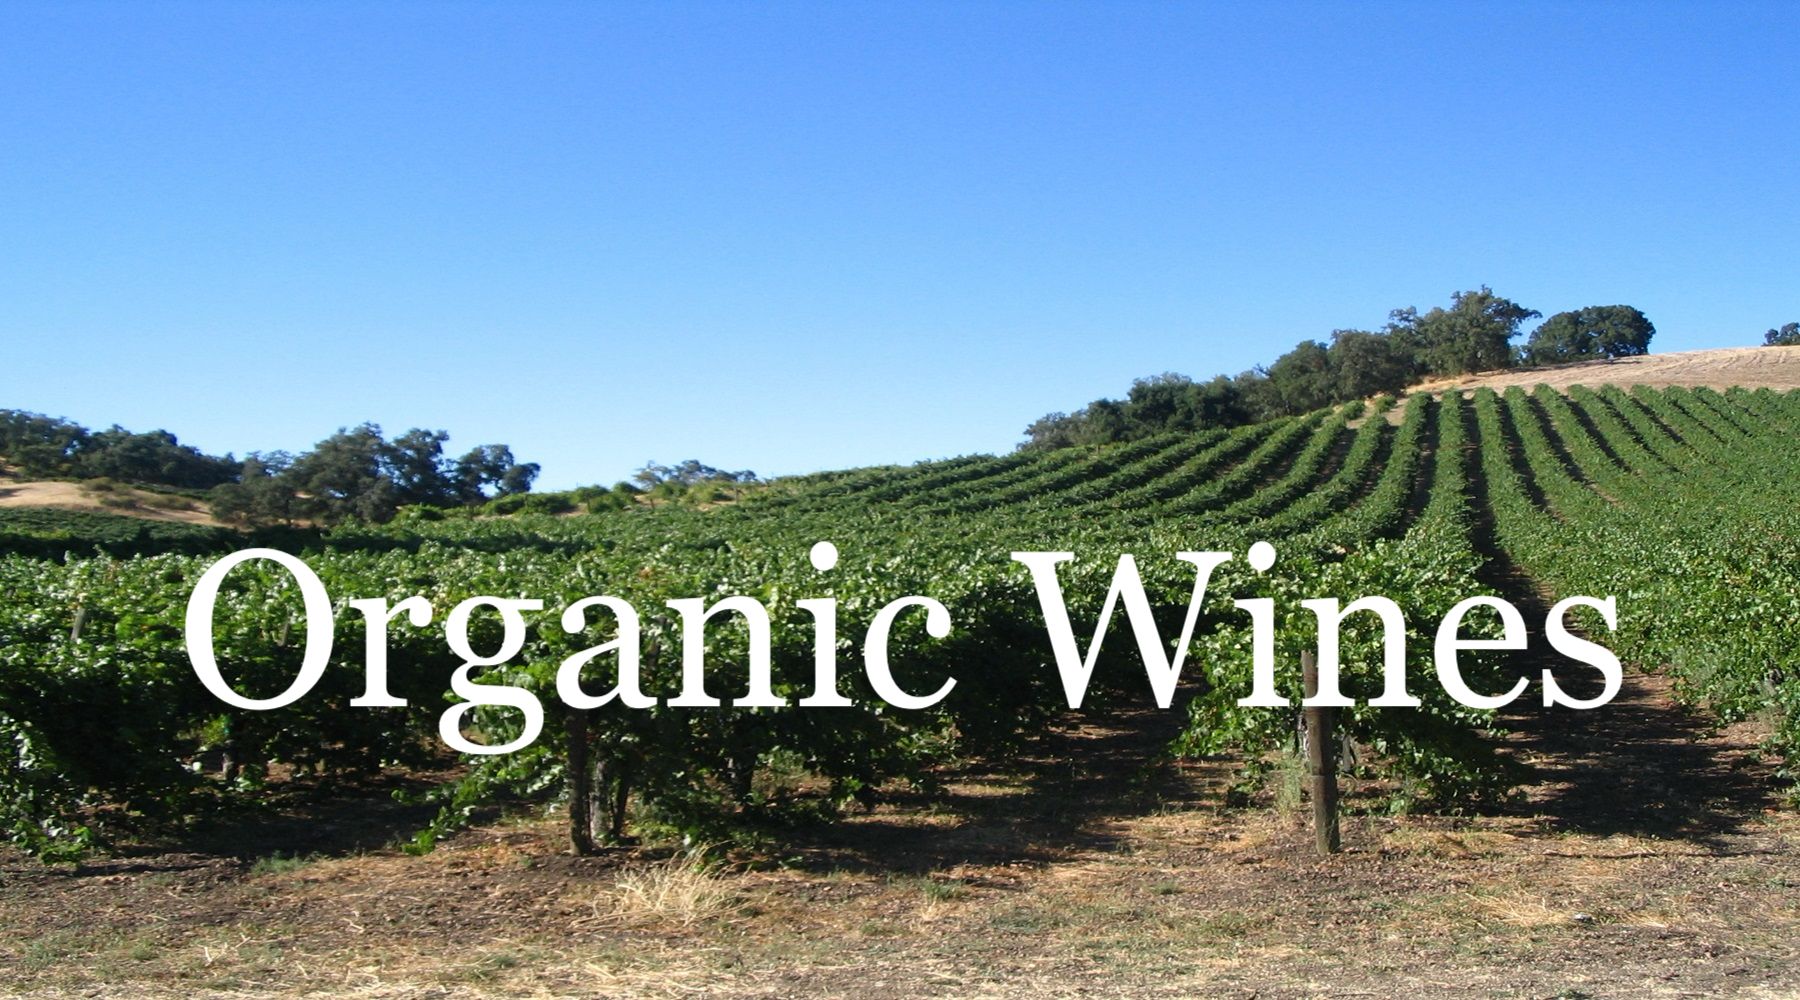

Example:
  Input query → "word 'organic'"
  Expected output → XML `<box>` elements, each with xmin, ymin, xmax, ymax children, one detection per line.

<box><xmin>184</xmin><ymin>542</ymin><xmax>1622</xmax><ymax>754</ymax></box>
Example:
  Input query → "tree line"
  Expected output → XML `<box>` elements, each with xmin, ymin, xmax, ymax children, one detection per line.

<box><xmin>0</xmin><ymin>412</ymin><xmax>240</xmax><ymax>490</ymax></box>
<box><xmin>0</xmin><ymin>411</ymin><xmax>539</xmax><ymax>526</ymax></box>
<box><xmin>1022</xmin><ymin>288</ymin><xmax>1655</xmax><ymax>449</ymax></box>
<box><xmin>479</xmin><ymin>460</ymin><xmax>763</xmax><ymax>517</ymax></box>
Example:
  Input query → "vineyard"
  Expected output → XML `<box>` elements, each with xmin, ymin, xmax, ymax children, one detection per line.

<box><xmin>4</xmin><ymin>384</ymin><xmax>1799</xmax><ymax>864</ymax></box>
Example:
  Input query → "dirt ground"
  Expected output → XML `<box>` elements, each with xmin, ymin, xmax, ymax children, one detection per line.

<box><xmin>0</xmin><ymin>475</ymin><xmax>222</xmax><ymax>526</ymax></box>
<box><xmin>2</xmin><ymin>662</ymin><xmax>1796</xmax><ymax>1000</ymax></box>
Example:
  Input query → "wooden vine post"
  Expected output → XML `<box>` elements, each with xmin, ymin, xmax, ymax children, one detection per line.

<box><xmin>1301</xmin><ymin>650</ymin><xmax>1341</xmax><ymax>855</ymax></box>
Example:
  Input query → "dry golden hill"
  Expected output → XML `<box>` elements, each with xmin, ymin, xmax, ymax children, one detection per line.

<box><xmin>0</xmin><ymin>471</ymin><xmax>224</xmax><ymax>526</ymax></box>
<box><xmin>1414</xmin><ymin>344</ymin><xmax>1800</xmax><ymax>394</ymax></box>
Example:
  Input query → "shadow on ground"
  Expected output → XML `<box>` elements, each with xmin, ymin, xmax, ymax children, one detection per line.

<box><xmin>775</xmin><ymin>689</ymin><xmax>1213</xmax><ymax>876</ymax></box>
<box><xmin>1463</xmin><ymin>397</ymin><xmax>1775</xmax><ymax>846</ymax></box>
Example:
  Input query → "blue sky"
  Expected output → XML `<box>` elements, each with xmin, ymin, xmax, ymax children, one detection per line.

<box><xmin>3</xmin><ymin>2</ymin><xmax>1795</xmax><ymax>490</ymax></box>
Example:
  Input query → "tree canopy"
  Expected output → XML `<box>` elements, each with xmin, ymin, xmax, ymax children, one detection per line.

<box><xmin>0</xmin><ymin>410</ymin><xmax>239</xmax><ymax>488</ymax></box>
<box><xmin>1385</xmin><ymin>286</ymin><xmax>1540</xmax><ymax>376</ymax></box>
<box><xmin>0</xmin><ymin>408</ymin><xmax>541</xmax><ymax>527</ymax></box>
<box><xmin>1524</xmin><ymin>306</ymin><xmax>1656</xmax><ymax>364</ymax></box>
<box><xmin>1766</xmin><ymin>322</ymin><xmax>1800</xmax><ymax>347</ymax></box>
<box><xmin>1328</xmin><ymin>329</ymin><xmax>1415</xmax><ymax>399</ymax></box>
<box><xmin>1021</xmin><ymin>287</ymin><xmax>1647</xmax><ymax>451</ymax></box>
<box><xmin>211</xmin><ymin>423</ymin><xmax>541</xmax><ymax>526</ymax></box>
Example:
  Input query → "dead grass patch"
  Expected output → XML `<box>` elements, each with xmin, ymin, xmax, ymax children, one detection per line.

<box><xmin>1383</xmin><ymin>827</ymin><xmax>1519</xmax><ymax>858</ymax></box>
<box><xmin>572</xmin><ymin>848</ymin><xmax>734</xmax><ymax>930</ymax></box>
<box><xmin>1462</xmin><ymin>889</ymin><xmax>1579</xmax><ymax>928</ymax></box>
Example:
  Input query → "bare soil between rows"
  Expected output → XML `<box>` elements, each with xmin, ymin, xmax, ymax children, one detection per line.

<box><xmin>3</xmin><ymin>661</ymin><xmax>1796</xmax><ymax>1000</ymax></box>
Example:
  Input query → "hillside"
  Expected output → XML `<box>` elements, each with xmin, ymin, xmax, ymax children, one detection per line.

<box><xmin>1416</xmin><ymin>344</ymin><xmax>1800</xmax><ymax>393</ymax></box>
<box><xmin>6</xmin><ymin>346</ymin><xmax>1795</xmax><ymax>535</ymax></box>
<box><xmin>6</xmin><ymin>384</ymin><xmax>1800</xmax><ymax>998</ymax></box>
<box><xmin>0</xmin><ymin>473</ymin><xmax>223</xmax><ymax>526</ymax></box>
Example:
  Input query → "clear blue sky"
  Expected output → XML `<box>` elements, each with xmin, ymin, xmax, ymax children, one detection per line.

<box><xmin>3</xmin><ymin>2</ymin><xmax>1795</xmax><ymax>490</ymax></box>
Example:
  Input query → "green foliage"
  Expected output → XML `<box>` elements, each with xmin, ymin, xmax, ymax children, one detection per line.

<box><xmin>1124</xmin><ymin>374</ymin><xmax>1250</xmax><ymax>434</ymax></box>
<box><xmin>1021</xmin><ymin>287</ymin><xmax>1578</xmax><ymax>450</ymax></box>
<box><xmin>0</xmin><ymin>411</ymin><xmax>89</xmax><ymax>477</ymax></box>
<box><xmin>482</xmin><ymin>493</ymin><xmax>530</xmax><ymax>516</ymax></box>
<box><xmin>210</xmin><ymin>424</ymin><xmax>541</xmax><ymax>527</ymax></box>
<box><xmin>1329</xmin><ymin>330</ymin><xmax>1414</xmax><ymax>399</ymax></box>
<box><xmin>518</xmin><ymin>493</ymin><xmax>575</xmax><ymax>515</ymax></box>
<box><xmin>633</xmin><ymin>460</ymin><xmax>758</xmax><ymax>491</ymax></box>
<box><xmin>0</xmin><ymin>407</ymin><xmax>540</xmax><ymax>527</ymax></box>
<box><xmin>1386</xmin><ymin>286</ymin><xmax>1540</xmax><ymax>377</ymax></box>
<box><xmin>1766</xmin><ymin>322</ymin><xmax>1800</xmax><ymax>347</ymax></box>
<box><xmin>1474</xmin><ymin>385</ymin><xmax>1800</xmax><ymax>797</ymax></box>
<box><xmin>0</xmin><ymin>398</ymin><xmax>1510</xmax><ymax>859</ymax></box>
<box><xmin>1524</xmin><ymin>306</ymin><xmax>1656</xmax><ymax>364</ymax></box>
<box><xmin>1263</xmin><ymin>342</ymin><xmax>1335</xmax><ymax>415</ymax></box>
<box><xmin>0</xmin><ymin>410</ymin><xmax>239</xmax><ymax>488</ymax></box>
<box><xmin>10</xmin><ymin>384</ymin><xmax>1800</xmax><ymax>861</ymax></box>
<box><xmin>0</xmin><ymin>509</ymin><xmax>236</xmax><ymax>558</ymax></box>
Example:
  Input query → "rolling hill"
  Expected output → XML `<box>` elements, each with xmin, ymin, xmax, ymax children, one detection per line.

<box><xmin>1414</xmin><ymin>344</ymin><xmax>1800</xmax><ymax>393</ymax></box>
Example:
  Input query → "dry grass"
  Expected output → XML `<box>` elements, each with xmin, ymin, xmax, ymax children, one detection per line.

<box><xmin>0</xmin><ymin>478</ymin><xmax>223</xmax><ymax>525</ymax></box>
<box><xmin>573</xmin><ymin>847</ymin><xmax>734</xmax><ymax>930</ymax></box>
<box><xmin>1412</xmin><ymin>345</ymin><xmax>1800</xmax><ymax>393</ymax></box>
<box><xmin>1462</xmin><ymin>889</ymin><xmax>1579</xmax><ymax>928</ymax></box>
<box><xmin>7</xmin><ymin>667</ymin><xmax>1800</xmax><ymax>998</ymax></box>
<box><xmin>8</xmin><ymin>805</ymin><xmax>1800</xmax><ymax>999</ymax></box>
<box><xmin>1382</xmin><ymin>827</ymin><xmax>1519</xmax><ymax>859</ymax></box>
